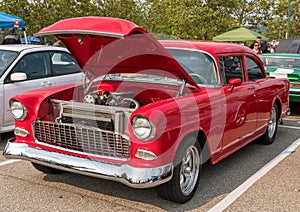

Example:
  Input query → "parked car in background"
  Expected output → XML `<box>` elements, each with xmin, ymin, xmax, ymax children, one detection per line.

<box><xmin>276</xmin><ymin>38</ymin><xmax>300</xmax><ymax>54</ymax></box>
<box><xmin>0</xmin><ymin>45</ymin><xmax>83</xmax><ymax>133</ymax></box>
<box><xmin>259</xmin><ymin>53</ymin><xmax>300</xmax><ymax>102</ymax></box>
<box><xmin>4</xmin><ymin>17</ymin><xmax>289</xmax><ymax>203</ymax></box>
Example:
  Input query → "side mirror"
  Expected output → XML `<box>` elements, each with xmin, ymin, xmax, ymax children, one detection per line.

<box><xmin>229</xmin><ymin>78</ymin><xmax>242</xmax><ymax>86</ymax></box>
<box><xmin>10</xmin><ymin>72</ymin><xmax>27</xmax><ymax>81</ymax></box>
<box><xmin>228</xmin><ymin>78</ymin><xmax>242</xmax><ymax>92</ymax></box>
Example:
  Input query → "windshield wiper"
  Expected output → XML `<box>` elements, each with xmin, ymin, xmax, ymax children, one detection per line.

<box><xmin>176</xmin><ymin>79</ymin><xmax>186</xmax><ymax>97</ymax></box>
<box><xmin>83</xmin><ymin>69</ymin><xmax>95</xmax><ymax>94</ymax></box>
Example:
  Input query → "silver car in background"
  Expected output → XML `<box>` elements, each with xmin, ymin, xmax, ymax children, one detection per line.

<box><xmin>0</xmin><ymin>45</ymin><xmax>83</xmax><ymax>133</ymax></box>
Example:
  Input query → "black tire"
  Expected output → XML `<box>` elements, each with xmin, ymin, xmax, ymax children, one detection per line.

<box><xmin>31</xmin><ymin>162</ymin><xmax>64</xmax><ymax>174</ymax></box>
<box><xmin>156</xmin><ymin>137</ymin><xmax>202</xmax><ymax>203</ymax></box>
<box><xmin>260</xmin><ymin>104</ymin><xmax>279</xmax><ymax>145</ymax></box>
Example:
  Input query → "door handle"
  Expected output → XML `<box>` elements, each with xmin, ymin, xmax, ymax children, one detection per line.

<box><xmin>248</xmin><ymin>86</ymin><xmax>255</xmax><ymax>90</ymax></box>
<box><xmin>42</xmin><ymin>81</ymin><xmax>52</xmax><ymax>87</ymax></box>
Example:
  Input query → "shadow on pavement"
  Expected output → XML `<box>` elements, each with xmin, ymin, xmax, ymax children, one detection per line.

<box><xmin>290</xmin><ymin>102</ymin><xmax>300</xmax><ymax>115</ymax></box>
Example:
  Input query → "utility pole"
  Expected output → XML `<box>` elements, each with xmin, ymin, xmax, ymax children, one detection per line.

<box><xmin>287</xmin><ymin>0</ymin><xmax>291</xmax><ymax>38</ymax></box>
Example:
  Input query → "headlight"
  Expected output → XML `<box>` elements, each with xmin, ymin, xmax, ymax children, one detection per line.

<box><xmin>132</xmin><ymin>116</ymin><xmax>156</xmax><ymax>141</ymax></box>
<box><xmin>10</xmin><ymin>100</ymin><xmax>27</xmax><ymax>120</ymax></box>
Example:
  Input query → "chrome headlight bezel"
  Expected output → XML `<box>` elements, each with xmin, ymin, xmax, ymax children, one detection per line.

<box><xmin>10</xmin><ymin>100</ymin><xmax>27</xmax><ymax>120</ymax></box>
<box><xmin>132</xmin><ymin>116</ymin><xmax>156</xmax><ymax>141</ymax></box>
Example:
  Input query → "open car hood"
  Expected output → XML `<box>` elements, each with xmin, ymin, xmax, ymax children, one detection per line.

<box><xmin>36</xmin><ymin>17</ymin><xmax>198</xmax><ymax>87</ymax></box>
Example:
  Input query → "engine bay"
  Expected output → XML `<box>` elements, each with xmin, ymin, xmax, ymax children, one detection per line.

<box><xmin>82</xmin><ymin>90</ymin><xmax>140</xmax><ymax>109</ymax></box>
<box><xmin>38</xmin><ymin>79</ymin><xmax>196</xmax><ymax>134</ymax></box>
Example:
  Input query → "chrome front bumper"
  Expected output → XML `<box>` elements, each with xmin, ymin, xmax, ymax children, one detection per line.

<box><xmin>3</xmin><ymin>139</ymin><xmax>173</xmax><ymax>188</ymax></box>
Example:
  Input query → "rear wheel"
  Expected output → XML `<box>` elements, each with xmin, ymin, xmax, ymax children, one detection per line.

<box><xmin>156</xmin><ymin>137</ymin><xmax>202</xmax><ymax>203</ymax></box>
<box><xmin>260</xmin><ymin>104</ymin><xmax>279</xmax><ymax>145</ymax></box>
<box><xmin>31</xmin><ymin>163</ymin><xmax>64</xmax><ymax>174</ymax></box>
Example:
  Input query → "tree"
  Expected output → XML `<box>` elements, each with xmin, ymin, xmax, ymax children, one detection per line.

<box><xmin>0</xmin><ymin>0</ymin><xmax>299</xmax><ymax>42</ymax></box>
<box><xmin>143</xmin><ymin>0</ymin><xmax>236</xmax><ymax>40</ymax></box>
<box><xmin>264</xmin><ymin>0</ymin><xmax>300</xmax><ymax>40</ymax></box>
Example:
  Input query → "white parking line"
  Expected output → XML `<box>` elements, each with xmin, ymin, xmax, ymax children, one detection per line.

<box><xmin>0</xmin><ymin>159</ymin><xmax>20</xmax><ymax>167</ymax></box>
<box><xmin>208</xmin><ymin>137</ymin><xmax>300</xmax><ymax>212</ymax></box>
<box><xmin>279</xmin><ymin>125</ymin><xmax>300</xmax><ymax>130</ymax></box>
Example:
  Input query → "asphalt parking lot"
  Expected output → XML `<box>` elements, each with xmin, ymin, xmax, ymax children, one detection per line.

<box><xmin>0</xmin><ymin>105</ymin><xmax>299</xmax><ymax>211</ymax></box>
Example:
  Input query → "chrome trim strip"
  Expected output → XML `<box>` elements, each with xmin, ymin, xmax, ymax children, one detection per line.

<box><xmin>115</xmin><ymin>111</ymin><xmax>125</xmax><ymax>133</ymax></box>
<box><xmin>3</xmin><ymin>141</ymin><xmax>173</xmax><ymax>188</ymax></box>
<box><xmin>289</xmin><ymin>88</ymin><xmax>300</xmax><ymax>94</ymax></box>
<box><xmin>35</xmin><ymin>30</ymin><xmax>124</xmax><ymax>39</ymax></box>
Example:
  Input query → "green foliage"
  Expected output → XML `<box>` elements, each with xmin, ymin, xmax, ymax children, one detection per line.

<box><xmin>264</xmin><ymin>0</ymin><xmax>300</xmax><ymax>40</ymax></box>
<box><xmin>0</xmin><ymin>0</ymin><xmax>299</xmax><ymax>42</ymax></box>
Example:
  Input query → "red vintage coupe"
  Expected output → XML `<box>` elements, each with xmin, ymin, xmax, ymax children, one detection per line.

<box><xmin>4</xmin><ymin>17</ymin><xmax>289</xmax><ymax>203</ymax></box>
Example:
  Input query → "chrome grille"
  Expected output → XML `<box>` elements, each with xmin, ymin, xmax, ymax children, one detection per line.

<box><xmin>34</xmin><ymin>121</ymin><xmax>130</xmax><ymax>159</ymax></box>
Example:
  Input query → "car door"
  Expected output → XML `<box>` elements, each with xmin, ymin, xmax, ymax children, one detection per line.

<box><xmin>245</xmin><ymin>56</ymin><xmax>272</xmax><ymax>130</ymax></box>
<box><xmin>219</xmin><ymin>55</ymin><xmax>257</xmax><ymax>154</ymax></box>
<box><xmin>3</xmin><ymin>51</ymin><xmax>52</xmax><ymax>127</ymax></box>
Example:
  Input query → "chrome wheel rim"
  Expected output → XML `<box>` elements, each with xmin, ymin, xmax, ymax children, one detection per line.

<box><xmin>268</xmin><ymin>106</ymin><xmax>277</xmax><ymax>138</ymax></box>
<box><xmin>180</xmin><ymin>145</ymin><xmax>200</xmax><ymax>195</ymax></box>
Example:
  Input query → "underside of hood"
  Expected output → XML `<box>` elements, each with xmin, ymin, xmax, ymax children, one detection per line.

<box><xmin>36</xmin><ymin>17</ymin><xmax>198</xmax><ymax>87</ymax></box>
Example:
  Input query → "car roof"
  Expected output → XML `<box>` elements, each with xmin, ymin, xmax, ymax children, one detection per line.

<box><xmin>0</xmin><ymin>44</ymin><xmax>68</xmax><ymax>52</ymax></box>
<box><xmin>159</xmin><ymin>40</ymin><xmax>255</xmax><ymax>56</ymax></box>
<box><xmin>276</xmin><ymin>38</ymin><xmax>300</xmax><ymax>54</ymax></box>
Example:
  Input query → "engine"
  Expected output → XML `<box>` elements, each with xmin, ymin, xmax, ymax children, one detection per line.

<box><xmin>83</xmin><ymin>90</ymin><xmax>140</xmax><ymax>109</ymax></box>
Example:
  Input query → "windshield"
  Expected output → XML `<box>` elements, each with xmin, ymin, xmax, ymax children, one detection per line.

<box><xmin>0</xmin><ymin>50</ymin><xmax>18</xmax><ymax>77</ymax></box>
<box><xmin>84</xmin><ymin>48</ymin><xmax>219</xmax><ymax>91</ymax></box>
<box><xmin>91</xmin><ymin>49</ymin><xmax>219</xmax><ymax>88</ymax></box>
<box><xmin>260</xmin><ymin>56</ymin><xmax>300</xmax><ymax>69</ymax></box>
<box><xmin>167</xmin><ymin>48</ymin><xmax>219</xmax><ymax>86</ymax></box>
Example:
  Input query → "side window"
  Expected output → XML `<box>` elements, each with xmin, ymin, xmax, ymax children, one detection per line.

<box><xmin>246</xmin><ymin>56</ymin><xmax>264</xmax><ymax>81</ymax></box>
<box><xmin>219</xmin><ymin>56</ymin><xmax>244</xmax><ymax>84</ymax></box>
<box><xmin>11</xmin><ymin>52</ymin><xmax>49</xmax><ymax>80</ymax></box>
<box><xmin>51</xmin><ymin>52</ymin><xmax>81</xmax><ymax>76</ymax></box>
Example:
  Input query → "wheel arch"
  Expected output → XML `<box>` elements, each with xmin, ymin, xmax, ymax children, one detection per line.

<box><xmin>274</xmin><ymin>97</ymin><xmax>282</xmax><ymax>120</ymax></box>
<box><xmin>180</xmin><ymin>130</ymin><xmax>211</xmax><ymax>165</ymax></box>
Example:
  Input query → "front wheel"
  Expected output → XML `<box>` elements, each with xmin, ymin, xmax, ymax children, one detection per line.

<box><xmin>260</xmin><ymin>104</ymin><xmax>279</xmax><ymax>145</ymax></box>
<box><xmin>156</xmin><ymin>137</ymin><xmax>202</xmax><ymax>203</ymax></box>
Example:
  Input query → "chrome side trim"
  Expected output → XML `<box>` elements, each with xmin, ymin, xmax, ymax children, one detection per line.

<box><xmin>3</xmin><ymin>140</ymin><xmax>173</xmax><ymax>188</ymax></box>
<box><xmin>289</xmin><ymin>88</ymin><xmax>300</xmax><ymax>94</ymax></box>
